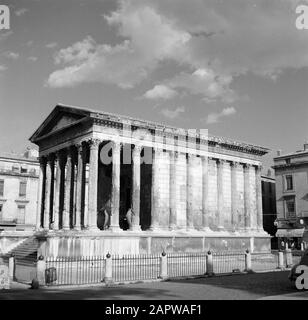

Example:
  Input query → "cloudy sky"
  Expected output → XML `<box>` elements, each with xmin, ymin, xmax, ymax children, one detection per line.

<box><xmin>1</xmin><ymin>0</ymin><xmax>308</xmax><ymax>171</ymax></box>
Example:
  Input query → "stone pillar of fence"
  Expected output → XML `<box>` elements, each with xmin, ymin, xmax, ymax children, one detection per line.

<box><xmin>104</xmin><ymin>253</ymin><xmax>113</xmax><ymax>284</ymax></box>
<box><xmin>278</xmin><ymin>250</ymin><xmax>285</xmax><ymax>270</ymax></box>
<box><xmin>206</xmin><ymin>251</ymin><xmax>214</xmax><ymax>277</ymax></box>
<box><xmin>8</xmin><ymin>254</ymin><xmax>15</xmax><ymax>281</ymax></box>
<box><xmin>159</xmin><ymin>251</ymin><xmax>168</xmax><ymax>280</ymax></box>
<box><xmin>37</xmin><ymin>255</ymin><xmax>46</xmax><ymax>286</ymax></box>
<box><xmin>244</xmin><ymin>250</ymin><xmax>252</xmax><ymax>273</ymax></box>
<box><xmin>285</xmin><ymin>249</ymin><xmax>293</xmax><ymax>268</ymax></box>
<box><xmin>301</xmin><ymin>243</ymin><xmax>305</xmax><ymax>251</ymax></box>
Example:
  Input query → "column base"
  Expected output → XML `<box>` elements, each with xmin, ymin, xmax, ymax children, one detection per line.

<box><xmin>108</xmin><ymin>225</ymin><xmax>122</xmax><ymax>232</ymax></box>
<box><xmin>130</xmin><ymin>225</ymin><xmax>142</xmax><ymax>232</ymax></box>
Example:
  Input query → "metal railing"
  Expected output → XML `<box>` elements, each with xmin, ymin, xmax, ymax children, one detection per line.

<box><xmin>112</xmin><ymin>254</ymin><xmax>160</xmax><ymax>282</ymax></box>
<box><xmin>213</xmin><ymin>251</ymin><xmax>246</xmax><ymax>274</ymax></box>
<box><xmin>167</xmin><ymin>252</ymin><xmax>207</xmax><ymax>277</ymax></box>
<box><xmin>45</xmin><ymin>256</ymin><xmax>106</xmax><ymax>286</ymax></box>
<box><xmin>38</xmin><ymin>249</ymin><xmax>305</xmax><ymax>286</ymax></box>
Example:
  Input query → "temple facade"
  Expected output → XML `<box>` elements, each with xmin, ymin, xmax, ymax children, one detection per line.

<box><xmin>29</xmin><ymin>104</ymin><xmax>271</xmax><ymax>256</ymax></box>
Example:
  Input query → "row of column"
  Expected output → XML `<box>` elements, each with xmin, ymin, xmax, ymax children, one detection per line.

<box><xmin>36</xmin><ymin>140</ymin><xmax>263</xmax><ymax>232</ymax></box>
<box><xmin>150</xmin><ymin>150</ymin><xmax>263</xmax><ymax>232</ymax></box>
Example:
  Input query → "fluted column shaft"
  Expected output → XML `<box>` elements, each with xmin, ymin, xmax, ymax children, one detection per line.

<box><xmin>36</xmin><ymin>157</ymin><xmax>45</xmax><ymax>230</ymax></box>
<box><xmin>231</xmin><ymin>162</ymin><xmax>239</xmax><ymax>229</ymax></box>
<box><xmin>169</xmin><ymin>151</ymin><xmax>177</xmax><ymax>230</ymax></box>
<box><xmin>244</xmin><ymin>164</ymin><xmax>252</xmax><ymax>230</ymax></box>
<box><xmin>255</xmin><ymin>165</ymin><xmax>263</xmax><ymax>231</ymax></box>
<box><xmin>110</xmin><ymin>141</ymin><xmax>121</xmax><ymax>231</ymax></box>
<box><xmin>63</xmin><ymin>150</ymin><xmax>72</xmax><ymax>230</ymax></box>
<box><xmin>43</xmin><ymin>158</ymin><xmax>52</xmax><ymax>230</ymax></box>
<box><xmin>75</xmin><ymin>144</ymin><xmax>84</xmax><ymax>230</ymax></box>
<box><xmin>53</xmin><ymin>153</ymin><xmax>61</xmax><ymax>231</ymax></box>
<box><xmin>217</xmin><ymin>159</ymin><xmax>225</xmax><ymax>230</ymax></box>
<box><xmin>150</xmin><ymin>148</ymin><xmax>160</xmax><ymax>230</ymax></box>
<box><xmin>88</xmin><ymin>139</ymin><xmax>100</xmax><ymax>231</ymax></box>
<box><xmin>186</xmin><ymin>154</ymin><xmax>194</xmax><ymax>230</ymax></box>
<box><xmin>131</xmin><ymin>145</ymin><xmax>141</xmax><ymax>231</ymax></box>
<box><xmin>201</xmin><ymin>156</ymin><xmax>210</xmax><ymax>231</ymax></box>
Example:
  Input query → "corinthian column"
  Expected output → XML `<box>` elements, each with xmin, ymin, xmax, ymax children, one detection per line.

<box><xmin>169</xmin><ymin>151</ymin><xmax>177</xmax><ymax>230</ymax></box>
<box><xmin>244</xmin><ymin>163</ymin><xmax>252</xmax><ymax>230</ymax></box>
<box><xmin>201</xmin><ymin>156</ymin><xmax>211</xmax><ymax>232</ymax></box>
<box><xmin>216</xmin><ymin>159</ymin><xmax>225</xmax><ymax>231</ymax></box>
<box><xmin>150</xmin><ymin>147</ymin><xmax>160</xmax><ymax>231</ymax></box>
<box><xmin>74</xmin><ymin>143</ymin><xmax>84</xmax><ymax>231</ymax></box>
<box><xmin>52</xmin><ymin>152</ymin><xmax>61</xmax><ymax>231</ymax></box>
<box><xmin>231</xmin><ymin>161</ymin><xmax>239</xmax><ymax>231</ymax></box>
<box><xmin>63</xmin><ymin>150</ymin><xmax>72</xmax><ymax>231</ymax></box>
<box><xmin>110</xmin><ymin>141</ymin><xmax>121</xmax><ymax>232</ymax></box>
<box><xmin>88</xmin><ymin>139</ymin><xmax>100</xmax><ymax>231</ymax></box>
<box><xmin>36</xmin><ymin>157</ymin><xmax>46</xmax><ymax>230</ymax></box>
<box><xmin>186</xmin><ymin>153</ymin><xmax>194</xmax><ymax>231</ymax></box>
<box><xmin>255</xmin><ymin>165</ymin><xmax>263</xmax><ymax>232</ymax></box>
<box><xmin>131</xmin><ymin>144</ymin><xmax>141</xmax><ymax>231</ymax></box>
<box><xmin>44</xmin><ymin>157</ymin><xmax>52</xmax><ymax>230</ymax></box>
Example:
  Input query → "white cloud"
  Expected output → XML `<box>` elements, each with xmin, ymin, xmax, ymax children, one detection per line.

<box><xmin>161</xmin><ymin>106</ymin><xmax>185</xmax><ymax>119</ymax></box>
<box><xmin>47</xmin><ymin>4</ymin><xmax>190</xmax><ymax>88</ymax></box>
<box><xmin>0</xmin><ymin>65</ymin><xmax>7</xmax><ymax>72</ymax></box>
<box><xmin>47</xmin><ymin>0</ymin><xmax>308</xmax><ymax>100</ymax></box>
<box><xmin>166</xmin><ymin>68</ymin><xmax>236</xmax><ymax>103</ymax></box>
<box><xmin>206</xmin><ymin>107</ymin><xmax>237</xmax><ymax>124</ymax></box>
<box><xmin>144</xmin><ymin>85</ymin><xmax>178</xmax><ymax>100</ymax></box>
<box><xmin>28</xmin><ymin>56</ymin><xmax>38</xmax><ymax>62</ymax></box>
<box><xmin>46</xmin><ymin>42</ymin><xmax>58</xmax><ymax>49</ymax></box>
<box><xmin>3</xmin><ymin>52</ymin><xmax>19</xmax><ymax>60</ymax></box>
<box><xmin>15</xmin><ymin>8</ymin><xmax>28</xmax><ymax>16</ymax></box>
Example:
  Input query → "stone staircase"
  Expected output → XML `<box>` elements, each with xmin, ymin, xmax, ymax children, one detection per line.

<box><xmin>4</xmin><ymin>236</ymin><xmax>39</xmax><ymax>266</ymax></box>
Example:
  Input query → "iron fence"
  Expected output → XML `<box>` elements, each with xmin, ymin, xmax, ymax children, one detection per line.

<box><xmin>167</xmin><ymin>252</ymin><xmax>207</xmax><ymax>277</ymax></box>
<box><xmin>41</xmin><ymin>249</ymin><xmax>306</xmax><ymax>286</ymax></box>
<box><xmin>212</xmin><ymin>251</ymin><xmax>246</xmax><ymax>274</ymax></box>
<box><xmin>45</xmin><ymin>256</ymin><xmax>106</xmax><ymax>286</ymax></box>
<box><xmin>112</xmin><ymin>254</ymin><xmax>160</xmax><ymax>282</ymax></box>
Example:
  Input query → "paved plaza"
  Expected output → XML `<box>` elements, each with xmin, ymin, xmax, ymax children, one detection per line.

<box><xmin>0</xmin><ymin>271</ymin><xmax>307</xmax><ymax>300</ymax></box>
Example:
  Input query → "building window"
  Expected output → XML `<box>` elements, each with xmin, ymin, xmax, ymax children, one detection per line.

<box><xmin>21</xmin><ymin>167</ymin><xmax>28</xmax><ymax>173</ymax></box>
<box><xmin>285</xmin><ymin>175</ymin><xmax>294</xmax><ymax>191</ymax></box>
<box><xmin>285</xmin><ymin>196</ymin><xmax>296</xmax><ymax>219</ymax></box>
<box><xmin>19</xmin><ymin>181</ymin><xmax>27</xmax><ymax>197</ymax></box>
<box><xmin>17</xmin><ymin>205</ymin><xmax>25</xmax><ymax>224</ymax></box>
<box><xmin>286</xmin><ymin>158</ymin><xmax>291</xmax><ymax>165</ymax></box>
<box><xmin>0</xmin><ymin>204</ymin><xmax>2</xmax><ymax>221</ymax></box>
<box><xmin>0</xmin><ymin>180</ymin><xmax>4</xmax><ymax>197</ymax></box>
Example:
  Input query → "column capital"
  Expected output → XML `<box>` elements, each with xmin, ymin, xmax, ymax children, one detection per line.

<box><xmin>255</xmin><ymin>164</ymin><xmax>263</xmax><ymax>172</ymax></box>
<box><xmin>88</xmin><ymin>138</ymin><xmax>101</xmax><ymax>149</ymax></box>
<box><xmin>216</xmin><ymin>158</ymin><xmax>226</xmax><ymax>165</ymax></box>
<box><xmin>231</xmin><ymin>161</ymin><xmax>240</xmax><ymax>168</ymax></box>
<box><xmin>133</xmin><ymin>144</ymin><xmax>142</xmax><ymax>154</ymax></box>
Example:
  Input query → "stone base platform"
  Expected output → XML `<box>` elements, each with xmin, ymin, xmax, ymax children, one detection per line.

<box><xmin>36</xmin><ymin>230</ymin><xmax>272</xmax><ymax>257</ymax></box>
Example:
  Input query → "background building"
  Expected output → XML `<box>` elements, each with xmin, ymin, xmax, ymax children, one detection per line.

<box><xmin>261</xmin><ymin>171</ymin><xmax>277</xmax><ymax>249</ymax></box>
<box><xmin>273</xmin><ymin>143</ymin><xmax>308</xmax><ymax>250</ymax></box>
<box><xmin>0</xmin><ymin>148</ymin><xmax>39</xmax><ymax>231</ymax></box>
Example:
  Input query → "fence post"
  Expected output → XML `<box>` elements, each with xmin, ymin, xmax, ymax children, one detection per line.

<box><xmin>206</xmin><ymin>251</ymin><xmax>214</xmax><ymax>277</ymax></box>
<box><xmin>301</xmin><ymin>242</ymin><xmax>305</xmax><ymax>251</ymax></box>
<box><xmin>159</xmin><ymin>251</ymin><xmax>168</xmax><ymax>280</ymax></box>
<box><xmin>285</xmin><ymin>249</ymin><xmax>293</xmax><ymax>268</ymax></box>
<box><xmin>103</xmin><ymin>252</ymin><xmax>113</xmax><ymax>284</ymax></box>
<box><xmin>37</xmin><ymin>255</ymin><xmax>46</xmax><ymax>286</ymax></box>
<box><xmin>8</xmin><ymin>254</ymin><xmax>15</xmax><ymax>281</ymax></box>
<box><xmin>245</xmin><ymin>249</ymin><xmax>252</xmax><ymax>273</ymax></box>
<box><xmin>278</xmin><ymin>250</ymin><xmax>284</xmax><ymax>270</ymax></box>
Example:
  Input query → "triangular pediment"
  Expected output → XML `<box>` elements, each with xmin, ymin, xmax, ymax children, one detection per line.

<box><xmin>30</xmin><ymin>105</ymin><xmax>91</xmax><ymax>142</ymax></box>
